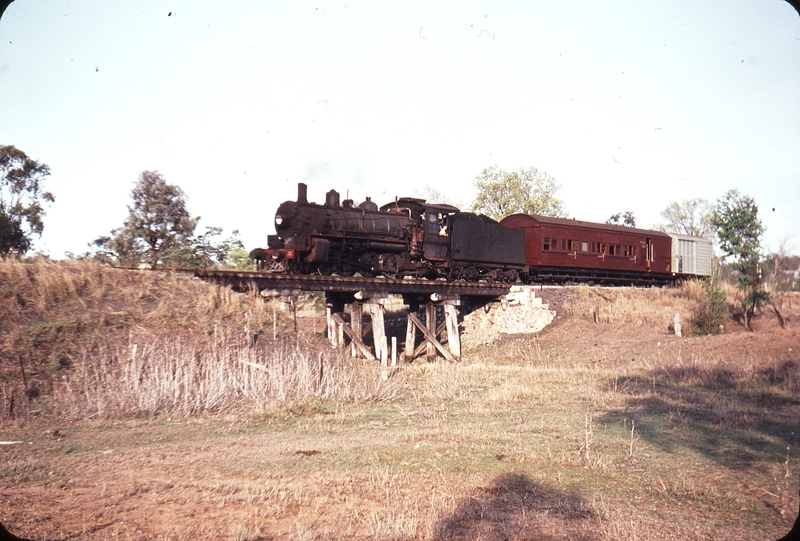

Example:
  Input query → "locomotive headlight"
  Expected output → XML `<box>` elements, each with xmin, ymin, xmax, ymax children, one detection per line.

<box><xmin>275</xmin><ymin>216</ymin><xmax>283</xmax><ymax>226</ymax></box>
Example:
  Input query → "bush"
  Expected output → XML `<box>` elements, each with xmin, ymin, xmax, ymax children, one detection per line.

<box><xmin>689</xmin><ymin>280</ymin><xmax>728</xmax><ymax>335</ymax></box>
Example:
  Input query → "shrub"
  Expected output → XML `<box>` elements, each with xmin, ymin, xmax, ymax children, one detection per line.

<box><xmin>689</xmin><ymin>280</ymin><xmax>728</xmax><ymax>335</ymax></box>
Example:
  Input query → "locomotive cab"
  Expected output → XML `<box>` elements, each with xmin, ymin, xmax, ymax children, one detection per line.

<box><xmin>421</xmin><ymin>204</ymin><xmax>458</xmax><ymax>261</ymax></box>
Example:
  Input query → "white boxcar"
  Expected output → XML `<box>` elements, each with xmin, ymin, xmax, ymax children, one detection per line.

<box><xmin>667</xmin><ymin>233</ymin><xmax>713</xmax><ymax>277</ymax></box>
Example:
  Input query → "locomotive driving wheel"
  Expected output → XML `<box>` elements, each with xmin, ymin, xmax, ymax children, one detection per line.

<box><xmin>335</xmin><ymin>265</ymin><xmax>356</xmax><ymax>277</ymax></box>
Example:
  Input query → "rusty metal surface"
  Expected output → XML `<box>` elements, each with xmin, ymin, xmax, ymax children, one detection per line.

<box><xmin>183</xmin><ymin>269</ymin><xmax>512</xmax><ymax>297</ymax></box>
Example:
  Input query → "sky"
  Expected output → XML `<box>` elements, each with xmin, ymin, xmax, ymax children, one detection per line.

<box><xmin>1</xmin><ymin>0</ymin><xmax>799</xmax><ymax>258</ymax></box>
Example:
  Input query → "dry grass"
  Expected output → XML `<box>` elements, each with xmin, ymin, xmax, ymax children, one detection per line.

<box><xmin>558</xmin><ymin>282</ymin><xmax>702</xmax><ymax>330</ymax></box>
<box><xmin>46</xmin><ymin>335</ymin><xmax>401</xmax><ymax>419</ymax></box>
<box><xmin>1</xmin><ymin>258</ymin><xmax>392</xmax><ymax>421</ymax></box>
<box><xmin>1</xmin><ymin>260</ymin><xmax>798</xmax><ymax>540</ymax></box>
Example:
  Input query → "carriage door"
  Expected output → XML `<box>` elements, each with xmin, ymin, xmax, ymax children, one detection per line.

<box><xmin>423</xmin><ymin>210</ymin><xmax>448</xmax><ymax>260</ymax></box>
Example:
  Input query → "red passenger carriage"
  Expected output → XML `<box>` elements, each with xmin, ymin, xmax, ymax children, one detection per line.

<box><xmin>500</xmin><ymin>214</ymin><xmax>673</xmax><ymax>284</ymax></box>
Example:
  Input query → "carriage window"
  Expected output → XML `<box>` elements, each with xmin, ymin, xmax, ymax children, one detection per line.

<box><xmin>543</xmin><ymin>238</ymin><xmax>552</xmax><ymax>251</ymax></box>
<box><xmin>609</xmin><ymin>244</ymin><xmax>616</xmax><ymax>256</ymax></box>
<box><xmin>581</xmin><ymin>241</ymin><xmax>588</xmax><ymax>252</ymax></box>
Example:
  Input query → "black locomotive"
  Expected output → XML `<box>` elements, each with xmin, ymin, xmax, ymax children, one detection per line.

<box><xmin>249</xmin><ymin>183</ymin><xmax>525</xmax><ymax>281</ymax></box>
<box><xmin>249</xmin><ymin>183</ymin><xmax>712</xmax><ymax>284</ymax></box>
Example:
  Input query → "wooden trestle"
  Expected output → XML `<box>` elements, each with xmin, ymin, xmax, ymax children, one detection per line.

<box><xmin>187</xmin><ymin>270</ymin><xmax>509</xmax><ymax>364</ymax></box>
<box><xmin>325</xmin><ymin>292</ymin><xmax>466</xmax><ymax>367</ymax></box>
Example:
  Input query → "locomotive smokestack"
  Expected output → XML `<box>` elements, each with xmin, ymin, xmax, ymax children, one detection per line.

<box><xmin>325</xmin><ymin>189</ymin><xmax>340</xmax><ymax>207</ymax></box>
<box><xmin>297</xmin><ymin>183</ymin><xmax>308</xmax><ymax>204</ymax></box>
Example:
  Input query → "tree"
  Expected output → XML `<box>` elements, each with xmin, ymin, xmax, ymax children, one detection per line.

<box><xmin>710</xmin><ymin>189</ymin><xmax>768</xmax><ymax>331</ymax></box>
<box><xmin>764</xmin><ymin>236</ymin><xmax>799</xmax><ymax>320</ymax></box>
<box><xmin>190</xmin><ymin>226</ymin><xmax>247</xmax><ymax>269</ymax></box>
<box><xmin>657</xmin><ymin>198</ymin><xmax>714</xmax><ymax>238</ymax></box>
<box><xmin>226</xmin><ymin>246</ymin><xmax>257</xmax><ymax>271</ymax></box>
<box><xmin>606</xmin><ymin>211</ymin><xmax>636</xmax><ymax>227</ymax></box>
<box><xmin>470</xmin><ymin>166</ymin><xmax>566</xmax><ymax>220</ymax></box>
<box><xmin>105</xmin><ymin>171</ymin><xmax>199</xmax><ymax>268</ymax></box>
<box><xmin>0</xmin><ymin>145</ymin><xmax>54</xmax><ymax>255</ymax></box>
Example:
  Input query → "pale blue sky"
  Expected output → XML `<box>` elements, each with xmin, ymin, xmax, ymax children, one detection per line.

<box><xmin>1</xmin><ymin>0</ymin><xmax>798</xmax><ymax>257</ymax></box>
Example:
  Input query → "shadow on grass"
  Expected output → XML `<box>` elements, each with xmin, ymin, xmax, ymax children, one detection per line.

<box><xmin>601</xmin><ymin>361</ymin><xmax>800</xmax><ymax>468</ymax></box>
<box><xmin>430</xmin><ymin>472</ymin><xmax>597</xmax><ymax>541</ymax></box>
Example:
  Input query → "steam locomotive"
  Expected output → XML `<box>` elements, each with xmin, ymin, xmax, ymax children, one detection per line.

<box><xmin>249</xmin><ymin>183</ymin><xmax>712</xmax><ymax>284</ymax></box>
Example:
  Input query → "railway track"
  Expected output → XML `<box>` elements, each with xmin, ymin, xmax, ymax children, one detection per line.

<box><xmin>177</xmin><ymin>269</ymin><xmax>513</xmax><ymax>298</ymax></box>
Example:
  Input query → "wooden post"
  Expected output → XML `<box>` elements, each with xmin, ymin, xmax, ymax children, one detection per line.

<box><xmin>443</xmin><ymin>303</ymin><xmax>461</xmax><ymax>361</ymax></box>
<box><xmin>674</xmin><ymin>312</ymin><xmax>682</xmax><ymax>337</ymax></box>
<box><xmin>350</xmin><ymin>303</ymin><xmax>363</xmax><ymax>358</ymax></box>
<box><xmin>380</xmin><ymin>338</ymin><xmax>389</xmax><ymax>381</ymax></box>
<box><xmin>326</xmin><ymin>293</ymin><xmax>347</xmax><ymax>349</ymax></box>
<box><xmin>330</xmin><ymin>313</ymin><xmax>375</xmax><ymax>360</ymax></box>
<box><xmin>369</xmin><ymin>302</ymin><xmax>387</xmax><ymax>364</ymax></box>
<box><xmin>407</xmin><ymin>313</ymin><xmax>456</xmax><ymax>363</ymax></box>
<box><xmin>326</xmin><ymin>307</ymin><xmax>334</xmax><ymax>346</ymax></box>
<box><xmin>290</xmin><ymin>296</ymin><xmax>298</xmax><ymax>333</ymax></box>
<box><xmin>412</xmin><ymin>321</ymin><xmax>447</xmax><ymax>359</ymax></box>
<box><xmin>380</xmin><ymin>353</ymin><xmax>388</xmax><ymax>380</ymax></box>
<box><xmin>391</xmin><ymin>336</ymin><xmax>397</xmax><ymax>367</ymax></box>
<box><xmin>405</xmin><ymin>314</ymin><xmax>416</xmax><ymax>362</ymax></box>
<box><xmin>425</xmin><ymin>303</ymin><xmax>436</xmax><ymax>362</ymax></box>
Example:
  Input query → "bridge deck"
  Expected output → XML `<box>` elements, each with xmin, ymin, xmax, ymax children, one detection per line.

<box><xmin>188</xmin><ymin>269</ymin><xmax>512</xmax><ymax>298</ymax></box>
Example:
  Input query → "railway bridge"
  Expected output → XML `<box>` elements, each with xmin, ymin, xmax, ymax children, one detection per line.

<box><xmin>188</xmin><ymin>269</ymin><xmax>537</xmax><ymax>365</ymax></box>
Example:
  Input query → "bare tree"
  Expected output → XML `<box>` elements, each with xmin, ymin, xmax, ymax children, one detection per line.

<box><xmin>657</xmin><ymin>198</ymin><xmax>714</xmax><ymax>238</ymax></box>
<box><xmin>414</xmin><ymin>185</ymin><xmax>462</xmax><ymax>208</ymax></box>
<box><xmin>765</xmin><ymin>235</ymin><xmax>798</xmax><ymax>322</ymax></box>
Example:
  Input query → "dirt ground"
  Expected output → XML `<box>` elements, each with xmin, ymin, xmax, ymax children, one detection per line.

<box><xmin>2</xmin><ymin>289</ymin><xmax>799</xmax><ymax>541</ymax></box>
